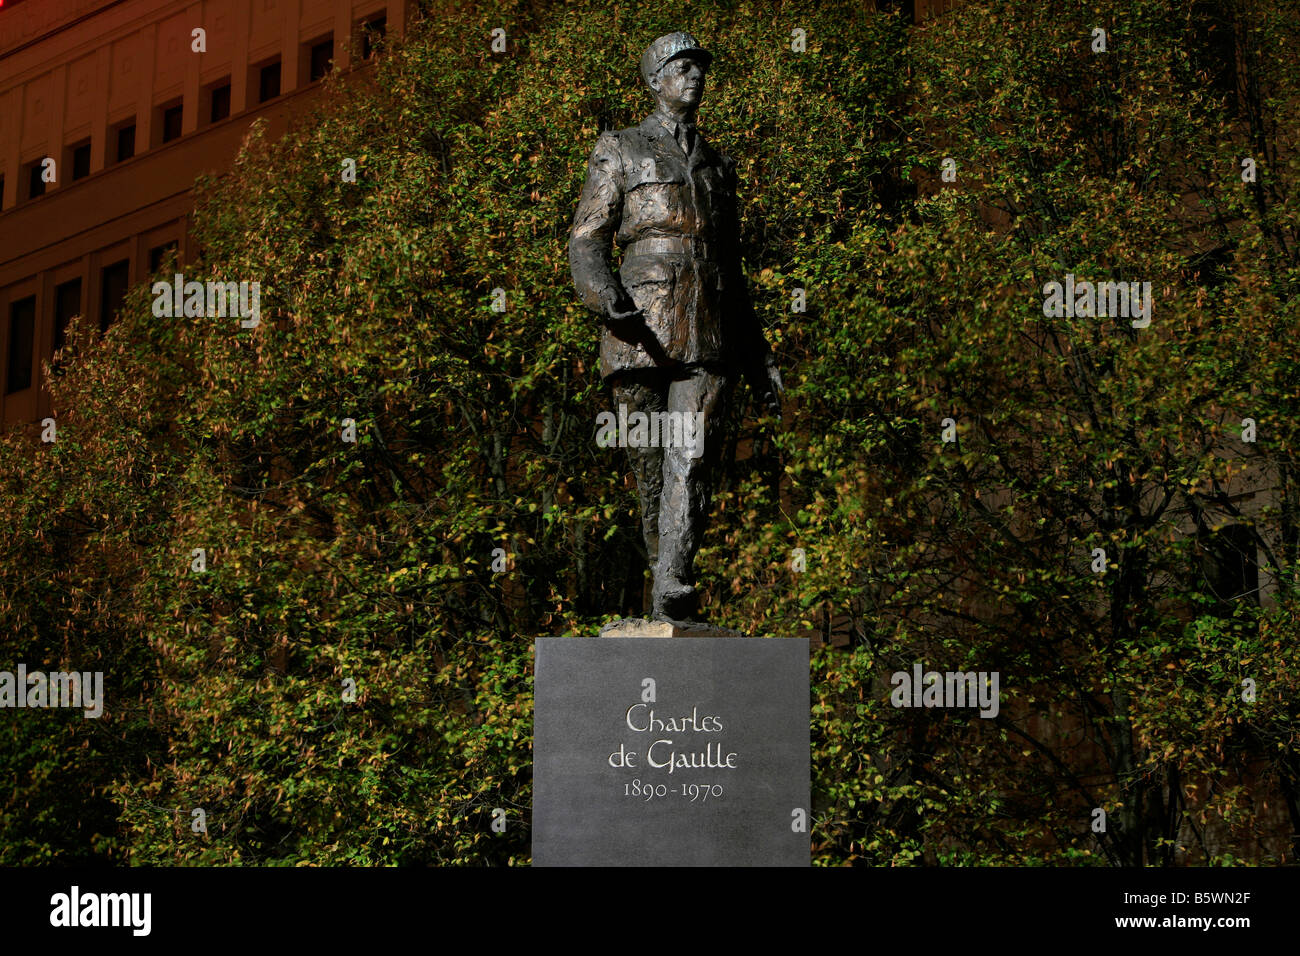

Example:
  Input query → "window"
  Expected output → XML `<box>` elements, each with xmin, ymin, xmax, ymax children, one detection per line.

<box><xmin>99</xmin><ymin>259</ymin><xmax>129</xmax><ymax>332</ymax></box>
<box><xmin>210</xmin><ymin>83</ymin><xmax>231</xmax><ymax>123</ymax></box>
<box><xmin>149</xmin><ymin>241</ymin><xmax>178</xmax><ymax>275</ymax></box>
<box><xmin>309</xmin><ymin>37</ymin><xmax>333</xmax><ymax>82</ymax></box>
<box><xmin>6</xmin><ymin>296</ymin><xmax>35</xmax><ymax>394</ymax></box>
<box><xmin>71</xmin><ymin>141</ymin><xmax>91</xmax><ymax>181</ymax></box>
<box><xmin>258</xmin><ymin>62</ymin><xmax>281</xmax><ymax>102</ymax></box>
<box><xmin>361</xmin><ymin>16</ymin><xmax>386</xmax><ymax>59</ymax></box>
<box><xmin>26</xmin><ymin>159</ymin><xmax>46</xmax><ymax>199</ymax></box>
<box><xmin>161</xmin><ymin>103</ymin><xmax>183</xmax><ymax>143</ymax></box>
<box><xmin>114</xmin><ymin>123</ymin><xmax>136</xmax><ymax>163</ymax></box>
<box><xmin>54</xmin><ymin>279</ymin><xmax>82</xmax><ymax>354</ymax></box>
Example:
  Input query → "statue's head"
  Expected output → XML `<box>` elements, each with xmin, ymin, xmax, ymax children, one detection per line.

<box><xmin>640</xmin><ymin>32</ymin><xmax>711</xmax><ymax>112</ymax></box>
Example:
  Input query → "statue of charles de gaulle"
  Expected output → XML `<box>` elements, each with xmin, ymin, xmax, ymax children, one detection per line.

<box><xmin>569</xmin><ymin>31</ymin><xmax>783</xmax><ymax>623</ymax></box>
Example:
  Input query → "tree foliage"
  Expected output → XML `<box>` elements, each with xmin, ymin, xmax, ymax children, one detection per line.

<box><xmin>1</xmin><ymin>0</ymin><xmax>1298</xmax><ymax>865</ymax></box>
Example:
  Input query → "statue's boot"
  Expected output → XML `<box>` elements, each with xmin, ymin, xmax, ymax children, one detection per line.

<box><xmin>652</xmin><ymin>575</ymin><xmax>697</xmax><ymax>621</ymax></box>
<box><xmin>653</xmin><ymin>518</ymin><xmax>698</xmax><ymax>620</ymax></box>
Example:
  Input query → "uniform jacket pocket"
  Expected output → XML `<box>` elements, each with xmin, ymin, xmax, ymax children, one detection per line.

<box><xmin>620</xmin><ymin>257</ymin><xmax>675</xmax><ymax>288</ymax></box>
<box><xmin>626</xmin><ymin>158</ymin><xmax>685</xmax><ymax>190</ymax></box>
<box><xmin>619</xmin><ymin>257</ymin><xmax>676</xmax><ymax>320</ymax></box>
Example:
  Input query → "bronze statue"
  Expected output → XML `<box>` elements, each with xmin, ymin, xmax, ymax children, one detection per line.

<box><xmin>569</xmin><ymin>31</ymin><xmax>783</xmax><ymax>623</ymax></box>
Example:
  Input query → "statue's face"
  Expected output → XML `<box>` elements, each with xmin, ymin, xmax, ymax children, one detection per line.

<box><xmin>651</xmin><ymin>56</ymin><xmax>707</xmax><ymax>110</ymax></box>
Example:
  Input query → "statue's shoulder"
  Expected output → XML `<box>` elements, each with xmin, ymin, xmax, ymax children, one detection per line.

<box><xmin>585</xmin><ymin>123</ymin><xmax>651</xmax><ymax>157</ymax></box>
<box><xmin>581</xmin><ymin>129</ymin><xmax>626</xmax><ymax>180</ymax></box>
<box><xmin>582</xmin><ymin>123</ymin><xmax>656</xmax><ymax>178</ymax></box>
<box><xmin>702</xmin><ymin>141</ymin><xmax>737</xmax><ymax>182</ymax></box>
<box><xmin>609</xmin><ymin>121</ymin><xmax>657</xmax><ymax>155</ymax></box>
<box><xmin>587</xmin><ymin>129</ymin><xmax>623</xmax><ymax>154</ymax></box>
<box><xmin>685</xmin><ymin>127</ymin><xmax>734</xmax><ymax>176</ymax></box>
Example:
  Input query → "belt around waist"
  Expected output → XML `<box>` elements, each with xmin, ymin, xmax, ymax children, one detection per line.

<box><xmin>624</xmin><ymin>236</ymin><xmax>717</xmax><ymax>261</ymax></box>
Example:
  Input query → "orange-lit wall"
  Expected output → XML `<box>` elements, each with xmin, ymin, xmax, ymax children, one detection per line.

<box><xmin>0</xmin><ymin>0</ymin><xmax>409</xmax><ymax>424</ymax></box>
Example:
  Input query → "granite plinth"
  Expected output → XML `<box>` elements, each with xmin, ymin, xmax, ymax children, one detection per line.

<box><xmin>533</xmin><ymin>636</ymin><xmax>810</xmax><ymax>866</ymax></box>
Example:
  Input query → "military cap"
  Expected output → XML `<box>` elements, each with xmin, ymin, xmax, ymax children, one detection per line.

<box><xmin>639</xmin><ymin>32</ymin><xmax>712</xmax><ymax>88</ymax></box>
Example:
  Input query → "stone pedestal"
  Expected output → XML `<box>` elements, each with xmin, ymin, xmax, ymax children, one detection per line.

<box><xmin>532</xmin><ymin>636</ymin><xmax>810</xmax><ymax>866</ymax></box>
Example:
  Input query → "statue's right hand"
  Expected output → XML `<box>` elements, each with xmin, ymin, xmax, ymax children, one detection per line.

<box><xmin>599</xmin><ymin>286</ymin><xmax>644</xmax><ymax>330</ymax></box>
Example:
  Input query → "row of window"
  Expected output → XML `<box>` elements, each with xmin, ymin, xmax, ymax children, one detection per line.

<box><xmin>4</xmin><ymin>17</ymin><xmax>385</xmax><ymax>207</ymax></box>
<box><xmin>4</xmin><ymin>240</ymin><xmax>177</xmax><ymax>396</ymax></box>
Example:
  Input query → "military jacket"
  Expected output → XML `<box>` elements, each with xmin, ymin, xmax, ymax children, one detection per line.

<box><xmin>569</xmin><ymin>112</ymin><xmax>772</xmax><ymax>380</ymax></box>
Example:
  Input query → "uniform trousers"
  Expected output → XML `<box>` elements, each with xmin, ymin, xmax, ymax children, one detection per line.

<box><xmin>609</xmin><ymin>363</ymin><xmax>735</xmax><ymax>608</ymax></box>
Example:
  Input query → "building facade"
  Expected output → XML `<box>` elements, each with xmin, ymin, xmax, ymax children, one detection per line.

<box><xmin>0</xmin><ymin>0</ymin><xmax>409</xmax><ymax>424</ymax></box>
